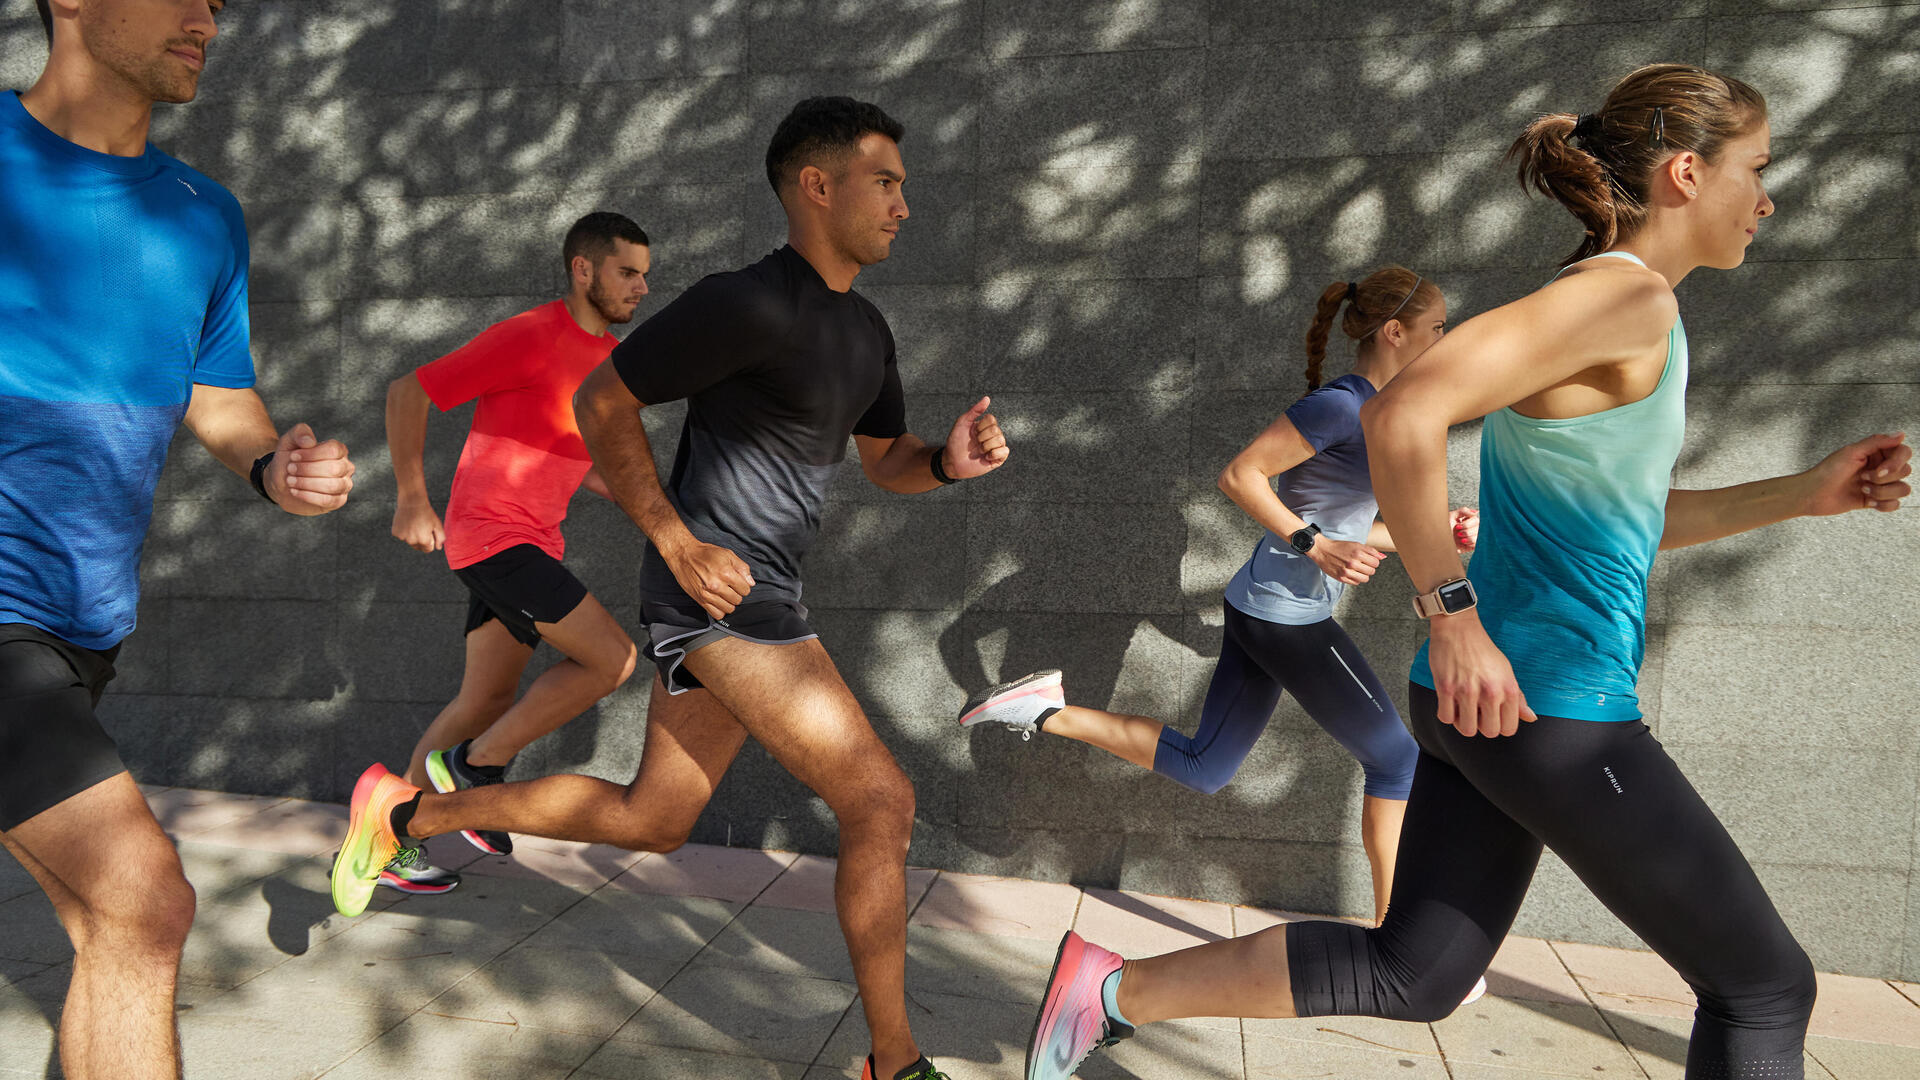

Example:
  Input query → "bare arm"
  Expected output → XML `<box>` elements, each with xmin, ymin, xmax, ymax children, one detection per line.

<box><xmin>386</xmin><ymin>373</ymin><xmax>432</xmax><ymax>505</ymax></box>
<box><xmin>573</xmin><ymin>361</ymin><xmax>753</xmax><ymax>618</ymax></box>
<box><xmin>581</xmin><ymin>467</ymin><xmax>613</xmax><ymax>500</ymax></box>
<box><xmin>1662</xmin><ymin>433</ymin><xmax>1911</xmax><ymax>549</ymax></box>
<box><xmin>853</xmin><ymin>432</ymin><xmax>943</xmax><ymax>494</ymax></box>
<box><xmin>1217</xmin><ymin>414</ymin><xmax>1382</xmax><ymax>585</ymax></box>
<box><xmin>385</xmin><ymin>372</ymin><xmax>444</xmax><ymax>551</ymax></box>
<box><xmin>1371</xmin><ymin>509</ymin><xmax>1481</xmax><ymax>554</ymax></box>
<box><xmin>853</xmin><ymin>395</ymin><xmax>1010</xmax><ymax>494</ymax></box>
<box><xmin>183</xmin><ymin>384</ymin><xmax>353</xmax><ymax>516</ymax></box>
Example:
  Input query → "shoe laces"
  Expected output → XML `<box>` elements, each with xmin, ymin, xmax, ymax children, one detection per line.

<box><xmin>385</xmin><ymin>843</ymin><xmax>425</xmax><ymax>871</ymax></box>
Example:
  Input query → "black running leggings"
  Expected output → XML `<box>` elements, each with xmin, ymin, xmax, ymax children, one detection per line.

<box><xmin>1287</xmin><ymin>683</ymin><xmax>1816</xmax><ymax>1079</ymax></box>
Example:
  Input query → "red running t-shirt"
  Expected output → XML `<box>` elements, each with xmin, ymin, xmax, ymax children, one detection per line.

<box><xmin>414</xmin><ymin>301</ymin><xmax>615</xmax><ymax>570</ymax></box>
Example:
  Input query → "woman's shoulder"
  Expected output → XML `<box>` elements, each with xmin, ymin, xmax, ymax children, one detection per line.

<box><xmin>1541</xmin><ymin>257</ymin><xmax>1678</xmax><ymax>328</ymax></box>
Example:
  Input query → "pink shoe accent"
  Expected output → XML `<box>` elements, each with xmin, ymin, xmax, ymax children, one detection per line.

<box><xmin>1027</xmin><ymin>930</ymin><xmax>1127</xmax><ymax>1080</ymax></box>
<box><xmin>959</xmin><ymin>672</ymin><xmax>1066</xmax><ymax>727</ymax></box>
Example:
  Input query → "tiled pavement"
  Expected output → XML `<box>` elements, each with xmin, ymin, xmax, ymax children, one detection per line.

<box><xmin>3</xmin><ymin>789</ymin><xmax>1920</xmax><ymax>1078</ymax></box>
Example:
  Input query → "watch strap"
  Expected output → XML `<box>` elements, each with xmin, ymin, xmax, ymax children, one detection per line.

<box><xmin>1412</xmin><ymin>577</ymin><xmax>1475</xmax><ymax>619</ymax></box>
<box><xmin>250</xmin><ymin>451</ymin><xmax>277</xmax><ymax>503</ymax></box>
<box><xmin>929</xmin><ymin>445</ymin><xmax>958</xmax><ymax>485</ymax></box>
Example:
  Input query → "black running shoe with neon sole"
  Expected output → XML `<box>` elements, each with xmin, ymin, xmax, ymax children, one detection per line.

<box><xmin>424</xmin><ymin>739</ymin><xmax>513</xmax><ymax>856</ymax></box>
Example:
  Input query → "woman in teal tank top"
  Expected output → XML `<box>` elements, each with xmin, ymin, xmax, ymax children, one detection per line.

<box><xmin>1021</xmin><ymin>64</ymin><xmax>1913</xmax><ymax>1080</ymax></box>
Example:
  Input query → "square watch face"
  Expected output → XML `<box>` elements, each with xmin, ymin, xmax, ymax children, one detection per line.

<box><xmin>1438</xmin><ymin>580</ymin><xmax>1476</xmax><ymax>612</ymax></box>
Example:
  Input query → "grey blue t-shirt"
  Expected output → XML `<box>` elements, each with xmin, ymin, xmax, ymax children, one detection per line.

<box><xmin>1224</xmin><ymin>374</ymin><xmax>1380</xmax><ymax>625</ymax></box>
<box><xmin>612</xmin><ymin>246</ymin><xmax>908</xmax><ymax>606</ymax></box>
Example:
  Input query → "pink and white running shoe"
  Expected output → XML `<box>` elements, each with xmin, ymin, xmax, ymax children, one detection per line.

<box><xmin>1461</xmin><ymin>974</ymin><xmax>1488</xmax><ymax>1007</ymax></box>
<box><xmin>1026</xmin><ymin>930</ymin><xmax>1132</xmax><ymax>1080</ymax></box>
<box><xmin>959</xmin><ymin>669</ymin><xmax>1064</xmax><ymax>739</ymax></box>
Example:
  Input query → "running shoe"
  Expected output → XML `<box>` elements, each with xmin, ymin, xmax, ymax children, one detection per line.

<box><xmin>330</xmin><ymin>763</ymin><xmax>419</xmax><ymax>917</ymax></box>
<box><xmin>424</xmin><ymin>739</ymin><xmax>513</xmax><ymax>856</ymax></box>
<box><xmin>376</xmin><ymin>841</ymin><xmax>459</xmax><ymax>895</ymax></box>
<box><xmin>1461</xmin><ymin>974</ymin><xmax>1488</xmax><ymax>1007</ymax></box>
<box><xmin>1027</xmin><ymin>930</ymin><xmax>1132</xmax><ymax>1080</ymax></box>
<box><xmin>860</xmin><ymin>1054</ymin><xmax>951</xmax><ymax>1080</ymax></box>
<box><xmin>958</xmin><ymin>669</ymin><xmax>1064</xmax><ymax>740</ymax></box>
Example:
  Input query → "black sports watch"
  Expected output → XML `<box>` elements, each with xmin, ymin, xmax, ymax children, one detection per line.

<box><xmin>1288</xmin><ymin>523</ymin><xmax>1321</xmax><ymax>555</ymax></box>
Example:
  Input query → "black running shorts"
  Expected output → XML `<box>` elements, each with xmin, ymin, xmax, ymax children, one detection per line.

<box><xmin>453</xmin><ymin>544</ymin><xmax>590</xmax><ymax>647</ymax></box>
<box><xmin>640</xmin><ymin>590</ymin><xmax>817</xmax><ymax>695</ymax></box>
<box><xmin>0</xmin><ymin>623</ymin><xmax>126</xmax><ymax>830</ymax></box>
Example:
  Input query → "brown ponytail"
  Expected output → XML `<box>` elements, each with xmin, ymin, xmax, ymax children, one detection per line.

<box><xmin>1303</xmin><ymin>281</ymin><xmax>1349</xmax><ymax>390</ymax></box>
<box><xmin>1302</xmin><ymin>267</ymin><xmax>1442</xmax><ymax>390</ymax></box>
<box><xmin>1508</xmin><ymin>63</ymin><xmax>1768</xmax><ymax>265</ymax></box>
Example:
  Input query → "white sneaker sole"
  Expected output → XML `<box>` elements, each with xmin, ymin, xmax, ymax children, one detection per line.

<box><xmin>959</xmin><ymin>669</ymin><xmax>1065</xmax><ymax>729</ymax></box>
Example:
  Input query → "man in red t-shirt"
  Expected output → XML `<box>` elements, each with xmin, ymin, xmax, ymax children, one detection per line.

<box><xmin>375</xmin><ymin>212</ymin><xmax>650</xmax><ymax>891</ymax></box>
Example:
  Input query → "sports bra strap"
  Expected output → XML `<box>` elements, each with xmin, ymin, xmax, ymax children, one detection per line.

<box><xmin>1550</xmin><ymin>249</ymin><xmax>1647</xmax><ymax>281</ymax></box>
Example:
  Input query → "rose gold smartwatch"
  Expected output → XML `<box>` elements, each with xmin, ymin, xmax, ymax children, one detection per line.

<box><xmin>1412</xmin><ymin>577</ymin><xmax>1477</xmax><ymax>619</ymax></box>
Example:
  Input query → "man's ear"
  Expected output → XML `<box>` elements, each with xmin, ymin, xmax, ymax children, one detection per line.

<box><xmin>796</xmin><ymin>163</ymin><xmax>833</xmax><ymax>209</ymax></box>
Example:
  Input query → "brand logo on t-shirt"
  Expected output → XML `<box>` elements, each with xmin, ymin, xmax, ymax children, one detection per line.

<box><xmin>176</xmin><ymin>177</ymin><xmax>198</xmax><ymax>197</ymax></box>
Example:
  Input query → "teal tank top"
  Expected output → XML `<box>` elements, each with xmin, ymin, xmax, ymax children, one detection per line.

<box><xmin>1411</xmin><ymin>251</ymin><xmax>1687</xmax><ymax>721</ymax></box>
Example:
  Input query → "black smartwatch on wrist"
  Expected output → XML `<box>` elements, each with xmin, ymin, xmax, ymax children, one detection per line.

<box><xmin>249</xmin><ymin>451</ymin><xmax>277</xmax><ymax>503</ymax></box>
<box><xmin>929</xmin><ymin>445</ymin><xmax>958</xmax><ymax>485</ymax></box>
<box><xmin>1288</xmin><ymin>523</ymin><xmax>1321</xmax><ymax>554</ymax></box>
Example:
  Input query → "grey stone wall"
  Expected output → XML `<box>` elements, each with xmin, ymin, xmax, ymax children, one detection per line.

<box><xmin>5</xmin><ymin>1</ymin><xmax>1916</xmax><ymax>976</ymax></box>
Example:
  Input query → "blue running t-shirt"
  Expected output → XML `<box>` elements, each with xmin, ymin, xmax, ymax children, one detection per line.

<box><xmin>1412</xmin><ymin>252</ymin><xmax>1687</xmax><ymax>721</ymax></box>
<box><xmin>1225</xmin><ymin>374</ymin><xmax>1380</xmax><ymax>626</ymax></box>
<box><xmin>0</xmin><ymin>91</ymin><xmax>255</xmax><ymax>649</ymax></box>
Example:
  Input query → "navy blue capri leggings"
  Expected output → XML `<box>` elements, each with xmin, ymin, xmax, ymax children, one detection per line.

<box><xmin>1152</xmin><ymin>604</ymin><xmax>1417</xmax><ymax>799</ymax></box>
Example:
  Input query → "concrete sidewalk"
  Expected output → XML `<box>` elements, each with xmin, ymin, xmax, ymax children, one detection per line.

<box><xmin>2</xmin><ymin>788</ymin><xmax>1918</xmax><ymax>1079</ymax></box>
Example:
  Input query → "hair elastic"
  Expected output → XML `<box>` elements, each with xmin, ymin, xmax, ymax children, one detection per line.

<box><xmin>1570</xmin><ymin>113</ymin><xmax>1602</xmax><ymax>142</ymax></box>
<box><xmin>1361</xmin><ymin>276</ymin><xmax>1423</xmax><ymax>339</ymax></box>
<box><xmin>1344</xmin><ymin>281</ymin><xmax>1357</xmax><ymax>302</ymax></box>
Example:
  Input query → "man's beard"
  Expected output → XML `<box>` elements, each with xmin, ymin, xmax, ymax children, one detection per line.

<box><xmin>87</xmin><ymin>25</ymin><xmax>204</xmax><ymax>105</ymax></box>
<box><xmin>587</xmin><ymin>277</ymin><xmax>632</xmax><ymax>325</ymax></box>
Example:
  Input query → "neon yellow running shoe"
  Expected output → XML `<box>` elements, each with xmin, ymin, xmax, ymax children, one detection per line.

<box><xmin>330</xmin><ymin>763</ymin><xmax>419</xmax><ymax>917</ymax></box>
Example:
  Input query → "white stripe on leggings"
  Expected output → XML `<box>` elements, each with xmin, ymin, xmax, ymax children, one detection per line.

<box><xmin>1329</xmin><ymin>646</ymin><xmax>1384</xmax><ymax>712</ymax></box>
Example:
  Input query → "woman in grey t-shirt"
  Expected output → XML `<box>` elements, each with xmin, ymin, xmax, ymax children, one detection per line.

<box><xmin>961</xmin><ymin>266</ymin><xmax>1473</xmax><ymax>927</ymax></box>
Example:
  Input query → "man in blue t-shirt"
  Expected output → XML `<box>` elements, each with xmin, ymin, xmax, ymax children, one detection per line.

<box><xmin>2</xmin><ymin>4</ymin><xmax>355</xmax><ymax>1077</ymax></box>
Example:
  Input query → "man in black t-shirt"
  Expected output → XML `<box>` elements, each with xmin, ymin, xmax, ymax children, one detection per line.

<box><xmin>353</xmin><ymin>98</ymin><xmax>1008</xmax><ymax>1080</ymax></box>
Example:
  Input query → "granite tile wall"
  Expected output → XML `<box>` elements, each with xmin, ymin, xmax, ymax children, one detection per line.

<box><xmin>4</xmin><ymin>0</ymin><xmax>1914</xmax><ymax>976</ymax></box>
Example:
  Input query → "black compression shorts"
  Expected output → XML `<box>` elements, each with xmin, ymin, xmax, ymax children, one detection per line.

<box><xmin>0</xmin><ymin>623</ymin><xmax>126</xmax><ymax>829</ymax></box>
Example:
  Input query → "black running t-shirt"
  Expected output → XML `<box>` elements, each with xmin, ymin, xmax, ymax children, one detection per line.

<box><xmin>614</xmin><ymin>245</ymin><xmax>907</xmax><ymax>603</ymax></box>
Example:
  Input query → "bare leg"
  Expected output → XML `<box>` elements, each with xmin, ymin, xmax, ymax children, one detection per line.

<box><xmin>402</xmin><ymin>618</ymin><xmax>531</xmax><ymax>788</ymax></box>
<box><xmin>3</xmin><ymin>774</ymin><xmax>196</xmax><ymax>1080</ymax></box>
<box><xmin>1038</xmin><ymin>704</ymin><xmax>1162</xmax><ymax>771</ymax></box>
<box><xmin>1117</xmin><ymin>928</ymin><xmax>1298</xmax><ymax>1024</ymax></box>
<box><xmin>1361</xmin><ymin>795</ymin><xmax>1407</xmax><ymax>926</ymax></box>
<box><xmin>408</xmin><ymin>674</ymin><xmax>748</xmax><ymax>849</ymax></box>
<box><xmin>683</xmin><ymin>637</ymin><xmax>923</xmax><ymax>1078</ymax></box>
<box><xmin>465</xmin><ymin>595</ymin><xmax>637</xmax><ymax>768</ymax></box>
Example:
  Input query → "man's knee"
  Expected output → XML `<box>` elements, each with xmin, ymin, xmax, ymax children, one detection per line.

<box><xmin>836</xmin><ymin>769</ymin><xmax>915</xmax><ymax>831</ymax></box>
<box><xmin>588</xmin><ymin>639</ymin><xmax>639</xmax><ymax>697</ymax></box>
<box><xmin>84</xmin><ymin>857</ymin><xmax>195</xmax><ymax>952</ymax></box>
